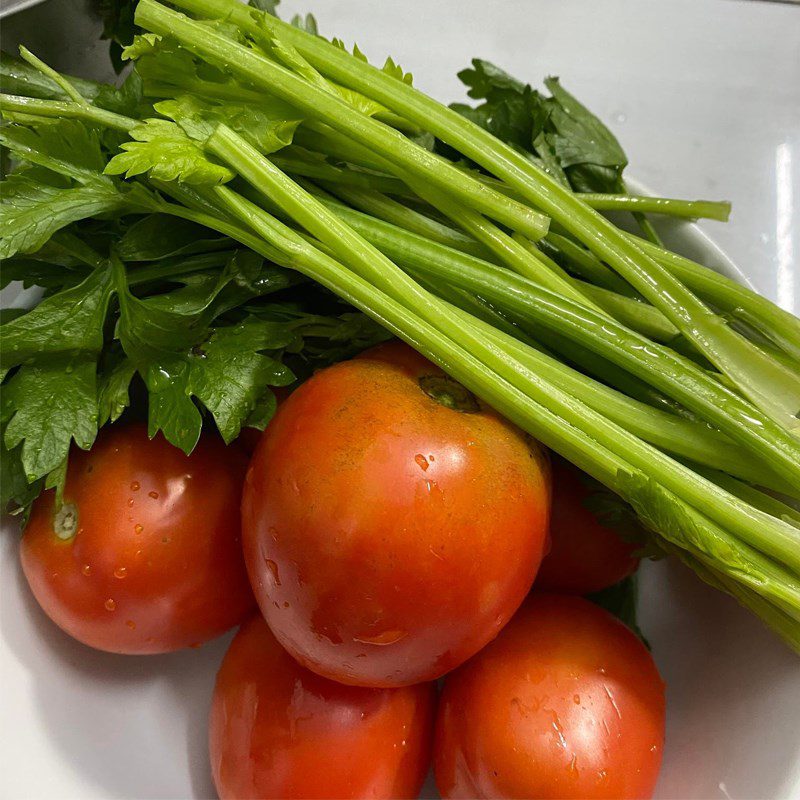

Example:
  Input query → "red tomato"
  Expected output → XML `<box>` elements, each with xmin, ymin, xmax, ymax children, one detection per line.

<box><xmin>21</xmin><ymin>424</ymin><xmax>254</xmax><ymax>654</ymax></box>
<box><xmin>242</xmin><ymin>340</ymin><xmax>550</xmax><ymax>687</ymax></box>
<box><xmin>535</xmin><ymin>455</ymin><xmax>640</xmax><ymax>594</ymax></box>
<box><xmin>435</xmin><ymin>594</ymin><xmax>665</xmax><ymax>799</ymax></box>
<box><xmin>209</xmin><ymin>613</ymin><xmax>435</xmax><ymax>799</ymax></box>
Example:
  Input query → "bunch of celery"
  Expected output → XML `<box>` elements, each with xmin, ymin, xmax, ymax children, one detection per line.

<box><xmin>1</xmin><ymin>0</ymin><xmax>799</xmax><ymax>650</ymax></box>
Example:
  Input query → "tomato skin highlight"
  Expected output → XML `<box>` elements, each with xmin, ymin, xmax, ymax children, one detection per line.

<box><xmin>535</xmin><ymin>455</ymin><xmax>640</xmax><ymax>594</ymax></box>
<box><xmin>209</xmin><ymin>614</ymin><xmax>436</xmax><ymax>800</ymax></box>
<box><xmin>434</xmin><ymin>594</ymin><xmax>665</xmax><ymax>800</ymax></box>
<box><xmin>20</xmin><ymin>424</ymin><xmax>254</xmax><ymax>654</ymax></box>
<box><xmin>242</xmin><ymin>341</ymin><xmax>550</xmax><ymax>687</ymax></box>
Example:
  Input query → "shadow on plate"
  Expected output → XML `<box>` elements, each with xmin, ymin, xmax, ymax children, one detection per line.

<box><xmin>1</xmin><ymin>531</ymin><xmax>233</xmax><ymax>799</ymax></box>
<box><xmin>642</xmin><ymin>558</ymin><xmax>800</xmax><ymax>800</ymax></box>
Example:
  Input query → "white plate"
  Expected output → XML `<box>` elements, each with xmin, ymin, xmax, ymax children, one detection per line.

<box><xmin>2</xmin><ymin>2</ymin><xmax>799</xmax><ymax>799</ymax></box>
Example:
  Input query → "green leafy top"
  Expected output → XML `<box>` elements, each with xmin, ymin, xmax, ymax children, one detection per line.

<box><xmin>451</xmin><ymin>59</ymin><xmax>628</xmax><ymax>192</ymax></box>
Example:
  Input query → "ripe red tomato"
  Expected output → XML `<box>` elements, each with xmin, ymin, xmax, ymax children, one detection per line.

<box><xmin>20</xmin><ymin>424</ymin><xmax>254</xmax><ymax>654</ymax></box>
<box><xmin>209</xmin><ymin>613</ymin><xmax>435</xmax><ymax>799</ymax></box>
<box><xmin>242</xmin><ymin>340</ymin><xmax>550</xmax><ymax>687</ymax></box>
<box><xmin>535</xmin><ymin>455</ymin><xmax>640</xmax><ymax>594</ymax></box>
<box><xmin>434</xmin><ymin>594</ymin><xmax>665</xmax><ymax>799</ymax></box>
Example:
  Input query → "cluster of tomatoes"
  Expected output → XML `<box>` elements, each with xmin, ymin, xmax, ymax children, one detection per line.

<box><xmin>21</xmin><ymin>341</ymin><xmax>665</xmax><ymax>799</ymax></box>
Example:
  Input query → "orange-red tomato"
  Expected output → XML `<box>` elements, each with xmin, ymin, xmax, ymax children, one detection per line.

<box><xmin>535</xmin><ymin>456</ymin><xmax>640</xmax><ymax>594</ymax></box>
<box><xmin>242</xmin><ymin>341</ymin><xmax>550</xmax><ymax>687</ymax></box>
<box><xmin>435</xmin><ymin>594</ymin><xmax>665</xmax><ymax>799</ymax></box>
<box><xmin>21</xmin><ymin>424</ymin><xmax>254</xmax><ymax>654</ymax></box>
<box><xmin>209</xmin><ymin>614</ymin><xmax>435</xmax><ymax>799</ymax></box>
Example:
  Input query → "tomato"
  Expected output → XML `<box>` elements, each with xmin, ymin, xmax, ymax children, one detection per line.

<box><xmin>434</xmin><ymin>594</ymin><xmax>665</xmax><ymax>799</ymax></box>
<box><xmin>209</xmin><ymin>613</ymin><xmax>435</xmax><ymax>799</ymax></box>
<box><xmin>535</xmin><ymin>455</ymin><xmax>640</xmax><ymax>594</ymax></box>
<box><xmin>20</xmin><ymin>424</ymin><xmax>254</xmax><ymax>654</ymax></box>
<box><xmin>242</xmin><ymin>340</ymin><xmax>550</xmax><ymax>687</ymax></box>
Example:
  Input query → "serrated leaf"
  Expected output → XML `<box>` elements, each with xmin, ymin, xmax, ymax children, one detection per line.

<box><xmin>531</xmin><ymin>132</ymin><xmax>570</xmax><ymax>187</ymax></box>
<box><xmin>187</xmin><ymin>316</ymin><xmax>295</xmax><ymax>442</ymax></box>
<box><xmin>0</xmin><ymin>120</ymin><xmax>107</xmax><ymax>182</ymax></box>
<box><xmin>117</xmin><ymin>213</ymin><xmax>229</xmax><ymax>261</ymax></box>
<box><xmin>93</xmin><ymin>68</ymin><xmax>146</xmax><ymax>118</ymax></box>
<box><xmin>0</xmin><ymin>173</ymin><xmax>127</xmax><ymax>259</ymax></box>
<box><xmin>543</xmin><ymin>76</ymin><xmax>627</xmax><ymax>171</ymax></box>
<box><xmin>0</xmin><ymin>266</ymin><xmax>113</xmax><ymax>370</ymax></box>
<box><xmin>290</xmin><ymin>13</ymin><xmax>318</xmax><ymax>35</ymax></box>
<box><xmin>248</xmin><ymin>0</ymin><xmax>280</xmax><ymax>13</ymax></box>
<box><xmin>142</xmin><ymin>357</ymin><xmax>203</xmax><ymax>453</ymax></box>
<box><xmin>244</xmin><ymin>389</ymin><xmax>278</xmax><ymax>431</ymax></box>
<box><xmin>104</xmin><ymin>117</ymin><xmax>234</xmax><ymax>185</ymax></box>
<box><xmin>0</xmin><ymin>258</ymin><xmax>89</xmax><ymax>292</ymax></box>
<box><xmin>125</xmin><ymin>35</ymin><xmax>259</xmax><ymax>106</ymax></box>
<box><xmin>155</xmin><ymin>94</ymin><xmax>300</xmax><ymax>154</ymax></box>
<box><xmin>121</xmin><ymin>33</ymin><xmax>162</xmax><ymax>62</ymax></box>
<box><xmin>2</xmin><ymin>358</ymin><xmax>99</xmax><ymax>479</ymax></box>
<box><xmin>112</xmin><ymin>254</ymin><xmax>249</xmax><ymax>451</ymax></box>
<box><xmin>458</xmin><ymin>59</ymin><xmax>527</xmax><ymax>99</ymax></box>
<box><xmin>97</xmin><ymin>352</ymin><xmax>137</xmax><ymax>425</ymax></box>
<box><xmin>331</xmin><ymin>38</ymin><xmax>368</xmax><ymax>64</ymax></box>
<box><xmin>382</xmin><ymin>56</ymin><xmax>413</xmax><ymax>86</ymax></box>
<box><xmin>0</xmin><ymin>421</ymin><xmax>43</xmax><ymax>516</ymax></box>
<box><xmin>0</xmin><ymin>51</ymin><xmax>102</xmax><ymax>102</ymax></box>
<box><xmin>450</xmin><ymin>64</ymin><xmax>629</xmax><ymax>193</ymax></box>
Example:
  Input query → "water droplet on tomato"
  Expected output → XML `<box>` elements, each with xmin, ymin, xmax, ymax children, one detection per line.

<box><xmin>130</xmin><ymin>481</ymin><xmax>140</xmax><ymax>491</ymax></box>
<box><xmin>414</xmin><ymin>453</ymin><xmax>429</xmax><ymax>471</ymax></box>
<box><xmin>114</xmin><ymin>566</ymin><xmax>128</xmax><ymax>579</ymax></box>
<box><xmin>126</xmin><ymin>620</ymin><xmax>136</xmax><ymax>630</ymax></box>
<box><xmin>134</xmin><ymin>524</ymin><xmax>143</xmax><ymax>534</ymax></box>
<box><xmin>148</xmin><ymin>491</ymin><xmax>159</xmax><ymax>499</ymax></box>
<box><xmin>82</xmin><ymin>564</ymin><xmax>92</xmax><ymax>576</ymax></box>
<box><xmin>104</xmin><ymin>598</ymin><xmax>116</xmax><ymax>611</ymax></box>
<box><xmin>127</xmin><ymin>498</ymin><xmax>134</xmax><ymax>507</ymax></box>
<box><xmin>573</xmin><ymin>694</ymin><xmax>580</xmax><ymax>705</ymax></box>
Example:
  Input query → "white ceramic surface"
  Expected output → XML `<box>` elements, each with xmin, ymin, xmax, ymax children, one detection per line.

<box><xmin>1</xmin><ymin>1</ymin><xmax>799</xmax><ymax>799</ymax></box>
